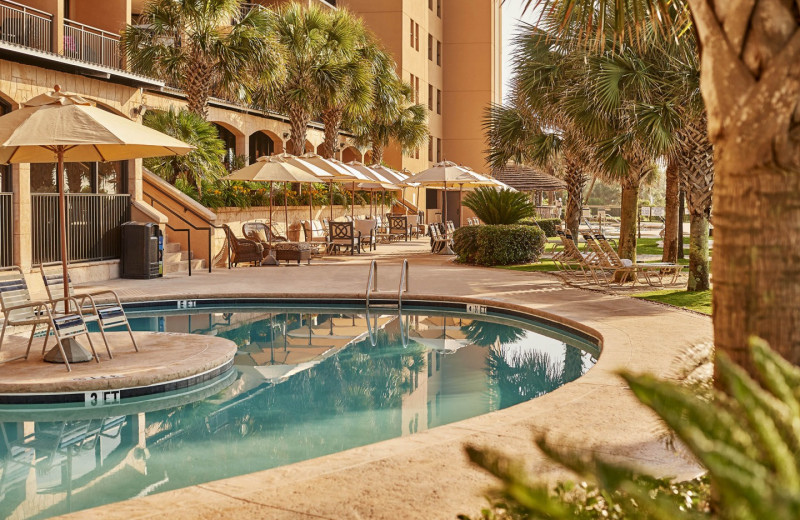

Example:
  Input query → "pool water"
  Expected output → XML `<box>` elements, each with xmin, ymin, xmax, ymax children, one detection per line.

<box><xmin>0</xmin><ymin>305</ymin><xmax>597</xmax><ymax>519</ymax></box>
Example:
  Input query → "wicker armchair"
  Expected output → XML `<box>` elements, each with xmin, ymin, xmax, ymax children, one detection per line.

<box><xmin>242</xmin><ymin>222</ymin><xmax>286</xmax><ymax>253</ymax></box>
<box><xmin>224</xmin><ymin>225</ymin><xmax>264</xmax><ymax>266</ymax></box>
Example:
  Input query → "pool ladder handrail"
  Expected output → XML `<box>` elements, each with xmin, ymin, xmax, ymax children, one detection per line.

<box><xmin>366</xmin><ymin>259</ymin><xmax>409</xmax><ymax>309</ymax></box>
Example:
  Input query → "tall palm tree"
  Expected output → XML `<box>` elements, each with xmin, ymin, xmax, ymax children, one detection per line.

<box><xmin>317</xmin><ymin>11</ymin><xmax>374</xmax><ymax>159</ymax></box>
<box><xmin>122</xmin><ymin>0</ymin><xmax>285</xmax><ymax>119</ymax></box>
<box><xmin>263</xmin><ymin>3</ymin><xmax>360</xmax><ymax>156</ymax></box>
<box><xmin>352</xmin><ymin>57</ymin><xmax>428</xmax><ymax>164</ymax></box>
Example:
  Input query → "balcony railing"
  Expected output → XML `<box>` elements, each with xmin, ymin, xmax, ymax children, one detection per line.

<box><xmin>0</xmin><ymin>0</ymin><xmax>53</xmax><ymax>52</ymax></box>
<box><xmin>0</xmin><ymin>192</ymin><xmax>11</xmax><ymax>267</ymax></box>
<box><xmin>31</xmin><ymin>193</ymin><xmax>130</xmax><ymax>265</ymax></box>
<box><xmin>63</xmin><ymin>19</ymin><xmax>121</xmax><ymax>69</ymax></box>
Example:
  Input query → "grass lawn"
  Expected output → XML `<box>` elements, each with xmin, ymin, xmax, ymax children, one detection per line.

<box><xmin>497</xmin><ymin>259</ymin><xmax>561</xmax><ymax>272</ymax></box>
<box><xmin>633</xmin><ymin>289</ymin><xmax>712</xmax><ymax>315</ymax></box>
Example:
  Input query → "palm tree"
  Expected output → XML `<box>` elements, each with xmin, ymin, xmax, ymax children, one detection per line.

<box><xmin>353</xmin><ymin>60</ymin><xmax>428</xmax><ymax>164</ymax></box>
<box><xmin>263</xmin><ymin>3</ymin><xmax>360</xmax><ymax>156</ymax></box>
<box><xmin>122</xmin><ymin>0</ymin><xmax>285</xmax><ymax>119</ymax></box>
<box><xmin>317</xmin><ymin>11</ymin><xmax>374</xmax><ymax>159</ymax></box>
<box><xmin>142</xmin><ymin>107</ymin><xmax>227</xmax><ymax>193</ymax></box>
<box><xmin>462</xmin><ymin>186</ymin><xmax>536</xmax><ymax>225</ymax></box>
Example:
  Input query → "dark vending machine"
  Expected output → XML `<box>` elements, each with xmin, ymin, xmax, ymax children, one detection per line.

<box><xmin>121</xmin><ymin>222</ymin><xmax>163</xmax><ymax>279</ymax></box>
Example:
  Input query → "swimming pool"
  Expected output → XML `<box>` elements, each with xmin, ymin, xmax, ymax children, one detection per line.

<box><xmin>0</xmin><ymin>303</ymin><xmax>598</xmax><ymax>519</ymax></box>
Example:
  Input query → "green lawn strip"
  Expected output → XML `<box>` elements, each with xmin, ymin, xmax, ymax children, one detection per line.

<box><xmin>633</xmin><ymin>289</ymin><xmax>712</xmax><ymax>315</ymax></box>
<box><xmin>497</xmin><ymin>259</ymin><xmax>561</xmax><ymax>272</ymax></box>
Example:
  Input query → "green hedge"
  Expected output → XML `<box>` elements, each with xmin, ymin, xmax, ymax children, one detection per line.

<box><xmin>453</xmin><ymin>225</ymin><xmax>546</xmax><ymax>266</ymax></box>
<box><xmin>519</xmin><ymin>218</ymin><xmax>561</xmax><ymax>237</ymax></box>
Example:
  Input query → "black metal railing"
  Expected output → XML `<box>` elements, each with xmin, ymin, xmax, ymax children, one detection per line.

<box><xmin>0</xmin><ymin>193</ymin><xmax>11</xmax><ymax>267</ymax></box>
<box><xmin>0</xmin><ymin>0</ymin><xmax>53</xmax><ymax>52</ymax></box>
<box><xmin>31</xmin><ymin>194</ymin><xmax>130</xmax><ymax>265</ymax></box>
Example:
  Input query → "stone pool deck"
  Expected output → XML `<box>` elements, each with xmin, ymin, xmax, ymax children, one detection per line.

<box><xmin>58</xmin><ymin>238</ymin><xmax>712</xmax><ymax>520</ymax></box>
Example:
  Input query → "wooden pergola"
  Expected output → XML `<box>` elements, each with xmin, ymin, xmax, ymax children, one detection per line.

<box><xmin>492</xmin><ymin>164</ymin><xmax>566</xmax><ymax>217</ymax></box>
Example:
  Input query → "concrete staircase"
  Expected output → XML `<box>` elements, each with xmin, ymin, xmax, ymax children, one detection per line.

<box><xmin>162</xmin><ymin>238</ymin><xmax>205</xmax><ymax>275</ymax></box>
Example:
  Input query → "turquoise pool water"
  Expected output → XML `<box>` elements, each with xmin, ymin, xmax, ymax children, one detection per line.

<box><xmin>0</xmin><ymin>304</ymin><xmax>597</xmax><ymax>519</ymax></box>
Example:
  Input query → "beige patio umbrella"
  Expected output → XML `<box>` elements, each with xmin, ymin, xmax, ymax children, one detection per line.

<box><xmin>225</xmin><ymin>155</ymin><xmax>321</xmax><ymax>263</ymax></box>
<box><xmin>0</xmin><ymin>86</ymin><xmax>193</xmax><ymax>361</ymax></box>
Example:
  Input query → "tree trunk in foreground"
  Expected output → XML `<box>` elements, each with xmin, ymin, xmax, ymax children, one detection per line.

<box><xmin>563</xmin><ymin>160</ymin><xmax>584</xmax><ymax>239</ymax></box>
<box><xmin>662</xmin><ymin>159</ymin><xmax>680</xmax><ymax>263</ymax></box>
<box><xmin>688</xmin><ymin>0</ymin><xmax>800</xmax><ymax>373</ymax></box>
<box><xmin>617</xmin><ymin>179</ymin><xmax>640</xmax><ymax>264</ymax></box>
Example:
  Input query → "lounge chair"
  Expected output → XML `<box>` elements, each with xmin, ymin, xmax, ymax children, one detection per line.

<box><xmin>328</xmin><ymin>221</ymin><xmax>361</xmax><ymax>255</ymax></box>
<box><xmin>595</xmin><ymin>233</ymin><xmax>682</xmax><ymax>286</ymax></box>
<box><xmin>301</xmin><ymin>220</ymin><xmax>328</xmax><ymax>250</ymax></box>
<box><xmin>223</xmin><ymin>225</ymin><xmax>264</xmax><ymax>266</ymax></box>
<box><xmin>242</xmin><ymin>222</ymin><xmax>286</xmax><ymax>252</ymax></box>
<box><xmin>40</xmin><ymin>263</ymin><xmax>139</xmax><ymax>357</ymax></box>
<box><xmin>554</xmin><ymin>230</ymin><xmax>599</xmax><ymax>282</ymax></box>
<box><xmin>581</xmin><ymin>233</ymin><xmax>634</xmax><ymax>286</ymax></box>
<box><xmin>406</xmin><ymin>214</ymin><xmax>421</xmax><ymax>238</ymax></box>
<box><xmin>354</xmin><ymin>219</ymin><xmax>377</xmax><ymax>252</ymax></box>
<box><xmin>429</xmin><ymin>224</ymin><xmax>452</xmax><ymax>253</ymax></box>
<box><xmin>0</xmin><ymin>266</ymin><xmax>98</xmax><ymax>371</ymax></box>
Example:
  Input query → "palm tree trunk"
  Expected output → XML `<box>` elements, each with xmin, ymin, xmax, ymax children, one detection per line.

<box><xmin>688</xmin><ymin>0</ymin><xmax>800</xmax><ymax>373</ymax></box>
<box><xmin>289</xmin><ymin>105</ymin><xmax>310</xmax><ymax>156</ymax></box>
<box><xmin>617</xmin><ymin>177</ymin><xmax>640</xmax><ymax>264</ymax></box>
<box><xmin>371</xmin><ymin>142</ymin><xmax>384</xmax><ymax>165</ymax></box>
<box><xmin>182</xmin><ymin>57</ymin><xmax>213</xmax><ymax>119</ymax></box>
<box><xmin>320</xmin><ymin>108</ymin><xmax>343</xmax><ymax>159</ymax></box>
<box><xmin>563</xmin><ymin>160</ymin><xmax>583</xmax><ymax>238</ymax></box>
<box><xmin>687</xmin><ymin>212</ymin><xmax>710</xmax><ymax>291</ymax></box>
<box><xmin>662</xmin><ymin>159</ymin><xmax>680</xmax><ymax>263</ymax></box>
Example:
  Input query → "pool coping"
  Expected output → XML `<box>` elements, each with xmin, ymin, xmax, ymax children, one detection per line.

<box><xmin>56</xmin><ymin>283</ymin><xmax>711</xmax><ymax>520</ymax></box>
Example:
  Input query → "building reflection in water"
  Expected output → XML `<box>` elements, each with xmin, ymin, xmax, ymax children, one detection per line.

<box><xmin>0</xmin><ymin>308</ymin><xmax>596</xmax><ymax>519</ymax></box>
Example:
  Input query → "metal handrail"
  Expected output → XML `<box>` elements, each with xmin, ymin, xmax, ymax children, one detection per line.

<box><xmin>365</xmin><ymin>259</ymin><xmax>378</xmax><ymax>308</ymax></box>
<box><xmin>398</xmin><ymin>259</ymin><xmax>409</xmax><ymax>310</ymax></box>
<box><xmin>143</xmin><ymin>192</ymin><xmax>231</xmax><ymax>272</ymax></box>
<box><xmin>163</xmin><ymin>224</ymin><xmax>191</xmax><ymax>276</ymax></box>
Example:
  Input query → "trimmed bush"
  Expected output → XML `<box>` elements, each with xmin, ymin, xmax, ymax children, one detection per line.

<box><xmin>453</xmin><ymin>225</ymin><xmax>546</xmax><ymax>266</ymax></box>
<box><xmin>462</xmin><ymin>187</ymin><xmax>536</xmax><ymax>225</ymax></box>
<box><xmin>519</xmin><ymin>218</ymin><xmax>560</xmax><ymax>237</ymax></box>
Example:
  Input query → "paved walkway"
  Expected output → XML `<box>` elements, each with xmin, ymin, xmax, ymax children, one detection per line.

<box><xmin>60</xmin><ymin>238</ymin><xmax>712</xmax><ymax>520</ymax></box>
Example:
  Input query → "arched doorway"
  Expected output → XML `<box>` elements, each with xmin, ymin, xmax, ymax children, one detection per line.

<box><xmin>212</xmin><ymin>122</ymin><xmax>238</xmax><ymax>169</ymax></box>
<box><xmin>286</xmin><ymin>139</ymin><xmax>314</xmax><ymax>155</ymax></box>
<box><xmin>248</xmin><ymin>131</ymin><xmax>276</xmax><ymax>164</ymax></box>
<box><xmin>341</xmin><ymin>146</ymin><xmax>361</xmax><ymax>164</ymax></box>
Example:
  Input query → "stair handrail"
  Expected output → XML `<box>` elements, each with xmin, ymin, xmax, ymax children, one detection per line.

<box><xmin>365</xmin><ymin>259</ymin><xmax>378</xmax><ymax>307</ymax></box>
<box><xmin>163</xmin><ymin>224</ymin><xmax>192</xmax><ymax>275</ymax></box>
<box><xmin>143</xmin><ymin>192</ymin><xmax>231</xmax><ymax>271</ymax></box>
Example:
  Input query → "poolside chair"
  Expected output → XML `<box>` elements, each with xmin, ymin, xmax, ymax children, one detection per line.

<box><xmin>388</xmin><ymin>215</ymin><xmax>411</xmax><ymax>242</ymax></box>
<box><xmin>301</xmin><ymin>220</ymin><xmax>328</xmax><ymax>247</ymax></box>
<box><xmin>581</xmin><ymin>234</ymin><xmax>634</xmax><ymax>286</ymax></box>
<box><xmin>242</xmin><ymin>222</ymin><xmax>287</xmax><ymax>251</ymax></box>
<box><xmin>429</xmin><ymin>224</ymin><xmax>451</xmax><ymax>254</ymax></box>
<box><xmin>554</xmin><ymin>231</ymin><xmax>599</xmax><ymax>282</ymax></box>
<box><xmin>328</xmin><ymin>221</ymin><xmax>361</xmax><ymax>255</ymax></box>
<box><xmin>595</xmin><ymin>233</ymin><xmax>682</xmax><ymax>286</ymax></box>
<box><xmin>354</xmin><ymin>218</ymin><xmax>377</xmax><ymax>252</ymax></box>
<box><xmin>406</xmin><ymin>214</ymin><xmax>420</xmax><ymax>238</ymax></box>
<box><xmin>0</xmin><ymin>266</ymin><xmax>98</xmax><ymax>371</ymax></box>
<box><xmin>223</xmin><ymin>225</ymin><xmax>265</xmax><ymax>266</ymax></box>
<box><xmin>40</xmin><ymin>263</ymin><xmax>138</xmax><ymax>357</ymax></box>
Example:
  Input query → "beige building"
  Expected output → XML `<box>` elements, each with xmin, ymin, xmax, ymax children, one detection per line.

<box><xmin>0</xmin><ymin>0</ymin><xmax>499</xmax><ymax>279</ymax></box>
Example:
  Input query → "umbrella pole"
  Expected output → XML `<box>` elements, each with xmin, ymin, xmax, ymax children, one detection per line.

<box><xmin>329</xmin><ymin>181</ymin><xmax>333</xmax><ymax>221</ymax></box>
<box><xmin>351</xmin><ymin>181</ymin><xmax>355</xmax><ymax>220</ymax></box>
<box><xmin>264</xmin><ymin>181</ymin><xmax>277</xmax><ymax>265</ymax></box>
<box><xmin>439</xmin><ymin>180</ymin><xmax>455</xmax><ymax>255</ymax></box>
<box><xmin>284</xmin><ymin>182</ymin><xmax>289</xmax><ymax>240</ymax></box>
<box><xmin>44</xmin><ymin>147</ymin><xmax>93</xmax><ymax>364</ymax></box>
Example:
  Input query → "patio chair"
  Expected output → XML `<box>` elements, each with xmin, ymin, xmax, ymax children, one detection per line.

<box><xmin>354</xmin><ymin>218</ymin><xmax>377</xmax><ymax>252</ymax></box>
<box><xmin>429</xmin><ymin>224</ymin><xmax>451</xmax><ymax>254</ymax></box>
<box><xmin>223</xmin><ymin>225</ymin><xmax>264</xmax><ymax>266</ymax></box>
<box><xmin>446</xmin><ymin>221</ymin><xmax>456</xmax><ymax>235</ymax></box>
<box><xmin>581</xmin><ymin>234</ymin><xmax>634</xmax><ymax>286</ymax></box>
<box><xmin>242</xmin><ymin>222</ymin><xmax>286</xmax><ymax>252</ymax></box>
<box><xmin>554</xmin><ymin>231</ymin><xmax>599</xmax><ymax>282</ymax></box>
<box><xmin>301</xmin><ymin>220</ymin><xmax>328</xmax><ymax>248</ymax></box>
<box><xmin>406</xmin><ymin>214</ymin><xmax>420</xmax><ymax>238</ymax></box>
<box><xmin>0</xmin><ymin>266</ymin><xmax>98</xmax><ymax>371</ymax></box>
<box><xmin>388</xmin><ymin>215</ymin><xmax>411</xmax><ymax>242</ymax></box>
<box><xmin>328</xmin><ymin>221</ymin><xmax>361</xmax><ymax>255</ymax></box>
<box><xmin>40</xmin><ymin>263</ymin><xmax>139</xmax><ymax>357</ymax></box>
<box><xmin>595</xmin><ymin>233</ymin><xmax>682</xmax><ymax>286</ymax></box>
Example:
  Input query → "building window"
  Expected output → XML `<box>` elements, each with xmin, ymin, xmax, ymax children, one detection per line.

<box><xmin>410</xmin><ymin>18</ymin><xmax>415</xmax><ymax>47</ymax></box>
<box><xmin>428</xmin><ymin>84</ymin><xmax>433</xmax><ymax>110</ymax></box>
<box><xmin>415</xmin><ymin>76</ymin><xmax>420</xmax><ymax>104</ymax></box>
<box><xmin>249</xmin><ymin>131</ymin><xmax>275</xmax><ymax>164</ymax></box>
<box><xmin>31</xmin><ymin>161</ymin><xmax>126</xmax><ymax>194</ymax></box>
<box><xmin>415</xmin><ymin>23</ymin><xmax>420</xmax><ymax>51</ymax></box>
<box><xmin>428</xmin><ymin>135</ymin><xmax>433</xmax><ymax>161</ymax></box>
<box><xmin>415</xmin><ymin>147</ymin><xmax>419</xmax><ymax>159</ymax></box>
<box><xmin>437</xmin><ymin>40</ymin><xmax>442</xmax><ymax>65</ymax></box>
<box><xmin>429</xmin><ymin>0</ymin><xmax>432</xmax><ymax>10</ymax></box>
<box><xmin>436</xmin><ymin>138</ymin><xmax>442</xmax><ymax>162</ymax></box>
<box><xmin>436</xmin><ymin>89</ymin><xmax>441</xmax><ymax>115</ymax></box>
<box><xmin>428</xmin><ymin>34</ymin><xmax>433</xmax><ymax>60</ymax></box>
<box><xmin>436</xmin><ymin>0</ymin><xmax>441</xmax><ymax>17</ymax></box>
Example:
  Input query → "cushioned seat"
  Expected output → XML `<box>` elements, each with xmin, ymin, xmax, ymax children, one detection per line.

<box><xmin>272</xmin><ymin>241</ymin><xmax>313</xmax><ymax>265</ymax></box>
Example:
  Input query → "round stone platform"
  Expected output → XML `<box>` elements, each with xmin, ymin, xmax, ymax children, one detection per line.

<box><xmin>0</xmin><ymin>331</ymin><xmax>237</xmax><ymax>404</ymax></box>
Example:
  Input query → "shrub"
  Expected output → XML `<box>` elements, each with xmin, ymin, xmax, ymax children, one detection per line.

<box><xmin>462</xmin><ymin>187</ymin><xmax>536</xmax><ymax>225</ymax></box>
<box><xmin>519</xmin><ymin>218</ymin><xmax>560</xmax><ymax>237</ymax></box>
<box><xmin>454</xmin><ymin>225</ymin><xmax>546</xmax><ymax>266</ymax></box>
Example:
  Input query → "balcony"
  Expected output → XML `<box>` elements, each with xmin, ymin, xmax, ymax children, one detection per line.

<box><xmin>0</xmin><ymin>0</ymin><xmax>53</xmax><ymax>53</ymax></box>
<box><xmin>63</xmin><ymin>19</ymin><xmax>121</xmax><ymax>69</ymax></box>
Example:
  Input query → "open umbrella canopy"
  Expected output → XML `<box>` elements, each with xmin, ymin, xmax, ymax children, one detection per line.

<box><xmin>224</xmin><ymin>155</ymin><xmax>321</xmax><ymax>183</ymax></box>
<box><xmin>403</xmin><ymin>160</ymin><xmax>476</xmax><ymax>186</ymax></box>
<box><xmin>271</xmin><ymin>152</ymin><xmax>333</xmax><ymax>180</ymax></box>
<box><xmin>369</xmin><ymin>164</ymin><xmax>413</xmax><ymax>186</ymax></box>
<box><xmin>0</xmin><ymin>89</ymin><xmax>193</xmax><ymax>163</ymax></box>
<box><xmin>346</xmin><ymin>161</ymin><xmax>396</xmax><ymax>185</ymax></box>
<box><xmin>297</xmin><ymin>153</ymin><xmax>360</xmax><ymax>181</ymax></box>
